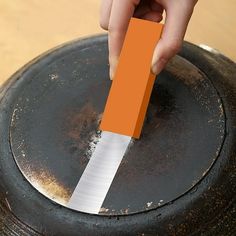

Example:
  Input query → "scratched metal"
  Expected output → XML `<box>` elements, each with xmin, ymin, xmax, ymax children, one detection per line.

<box><xmin>9</xmin><ymin>42</ymin><xmax>225</xmax><ymax>215</ymax></box>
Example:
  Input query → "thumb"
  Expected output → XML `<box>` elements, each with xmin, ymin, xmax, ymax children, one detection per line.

<box><xmin>151</xmin><ymin>1</ymin><xmax>196</xmax><ymax>75</ymax></box>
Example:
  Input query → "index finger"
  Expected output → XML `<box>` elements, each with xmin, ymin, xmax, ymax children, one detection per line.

<box><xmin>108</xmin><ymin>0</ymin><xmax>140</xmax><ymax>79</ymax></box>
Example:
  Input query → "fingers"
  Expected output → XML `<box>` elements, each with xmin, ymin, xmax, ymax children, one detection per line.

<box><xmin>141</xmin><ymin>11</ymin><xmax>163</xmax><ymax>22</ymax></box>
<box><xmin>134</xmin><ymin>1</ymin><xmax>163</xmax><ymax>21</ymax></box>
<box><xmin>134</xmin><ymin>0</ymin><xmax>163</xmax><ymax>17</ymax></box>
<box><xmin>151</xmin><ymin>0</ymin><xmax>197</xmax><ymax>75</ymax></box>
<box><xmin>100</xmin><ymin>0</ymin><xmax>113</xmax><ymax>30</ymax></box>
<box><xmin>108</xmin><ymin>0</ymin><xmax>140</xmax><ymax>79</ymax></box>
<box><xmin>100</xmin><ymin>0</ymin><xmax>197</xmax><ymax>78</ymax></box>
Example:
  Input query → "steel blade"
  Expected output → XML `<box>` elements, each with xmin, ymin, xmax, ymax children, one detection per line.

<box><xmin>67</xmin><ymin>131</ymin><xmax>131</xmax><ymax>214</ymax></box>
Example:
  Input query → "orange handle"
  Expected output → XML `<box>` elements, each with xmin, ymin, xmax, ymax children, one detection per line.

<box><xmin>100</xmin><ymin>17</ymin><xmax>163</xmax><ymax>138</ymax></box>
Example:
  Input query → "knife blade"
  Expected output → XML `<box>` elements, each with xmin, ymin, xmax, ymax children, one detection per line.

<box><xmin>67</xmin><ymin>131</ymin><xmax>131</xmax><ymax>213</ymax></box>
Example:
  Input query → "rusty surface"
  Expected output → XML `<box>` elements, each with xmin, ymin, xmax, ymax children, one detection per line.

<box><xmin>24</xmin><ymin>168</ymin><xmax>72</xmax><ymax>205</ymax></box>
<box><xmin>0</xmin><ymin>36</ymin><xmax>235</xmax><ymax>235</ymax></box>
<box><xmin>9</xmin><ymin>46</ymin><xmax>225</xmax><ymax>215</ymax></box>
<box><xmin>61</xmin><ymin>102</ymin><xmax>102</xmax><ymax>165</ymax></box>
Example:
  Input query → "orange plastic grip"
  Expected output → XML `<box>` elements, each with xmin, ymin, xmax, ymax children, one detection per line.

<box><xmin>100</xmin><ymin>17</ymin><xmax>163</xmax><ymax>138</ymax></box>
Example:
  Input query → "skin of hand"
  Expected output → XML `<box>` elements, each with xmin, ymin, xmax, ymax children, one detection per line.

<box><xmin>100</xmin><ymin>0</ymin><xmax>198</xmax><ymax>79</ymax></box>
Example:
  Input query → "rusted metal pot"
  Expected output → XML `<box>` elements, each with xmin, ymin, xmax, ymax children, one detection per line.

<box><xmin>0</xmin><ymin>35</ymin><xmax>235</xmax><ymax>235</ymax></box>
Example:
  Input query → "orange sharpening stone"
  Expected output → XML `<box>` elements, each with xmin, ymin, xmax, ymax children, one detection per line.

<box><xmin>100</xmin><ymin>17</ymin><xmax>163</xmax><ymax>138</ymax></box>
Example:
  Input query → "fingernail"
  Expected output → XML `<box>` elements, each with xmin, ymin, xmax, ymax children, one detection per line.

<box><xmin>152</xmin><ymin>58</ymin><xmax>167</xmax><ymax>75</ymax></box>
<box><xmin>109</xmin><ymin>67</ymin><xmax>114</xmax><ymax>80</ymax></box>
<box><xmin>109</xmin><ymin>57</ymin><xmax>118</xmax><ymax>80</ymax></box>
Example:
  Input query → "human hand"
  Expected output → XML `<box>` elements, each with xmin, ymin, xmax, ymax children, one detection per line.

<box><xmin>100</xmin><ymin>0</ymin><xmax>198</xmax><ymax>79</ymax></box>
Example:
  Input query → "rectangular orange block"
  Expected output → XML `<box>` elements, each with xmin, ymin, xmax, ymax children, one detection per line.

<box><xmin>100</xmin><ymin>18</ymin><xmax>163</xmax><ymax>138</ymax></box>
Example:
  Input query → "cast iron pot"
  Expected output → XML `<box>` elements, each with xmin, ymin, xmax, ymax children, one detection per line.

<box><xmin>0</xmin><ymin>35</ymin><xmax>235</xmax><ymax>235</ymax></box>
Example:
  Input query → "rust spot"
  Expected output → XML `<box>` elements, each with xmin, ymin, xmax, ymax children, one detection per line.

<box><xmin>66</xmin><ymin>103</ymin><xmax>98</xmax><ymax>146</ymax></box>
<box><xmin>99</xmin><ymin>207</ymin><xmax>109</xmax><ymax>213</ymax></box>
<box><xmin>61</xmin><ymin>102</ymin><xmax>102</xmax><ymax>163</ymax></box>
<box><xmin>24</xmin><ymin>168</ymin><xmax>72</xmax><ymax>205</ymax></box>
<box><xmin>146</xmin><ymin>202</ymin><xmax>153</xmax><ymax>208</ymax></box>
<box><xmin>122</xmin><ymin>208</ymin><xmax>129</xmax><ymax>214</ymax></box>
<box><xmin>49</xmin><ymin>73</ymin><xmax>59</xmax><ymax>80</ymax></box>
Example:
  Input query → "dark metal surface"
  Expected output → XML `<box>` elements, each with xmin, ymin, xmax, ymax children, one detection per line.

<box><xmin>0</xmin><ymin>35</ymin><xmax>235</xmax><ymax>235</ymax></box>
<box><xmin>9</xmin><ymin>42</ymin><xmax>225</xmax><ymax>215</ymax></box>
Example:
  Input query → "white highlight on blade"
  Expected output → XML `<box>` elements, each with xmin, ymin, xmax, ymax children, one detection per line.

<box><xmin>67</xmin><ymin>131</ymin><xmax>131</xmax><ymax>214</ymax></box>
